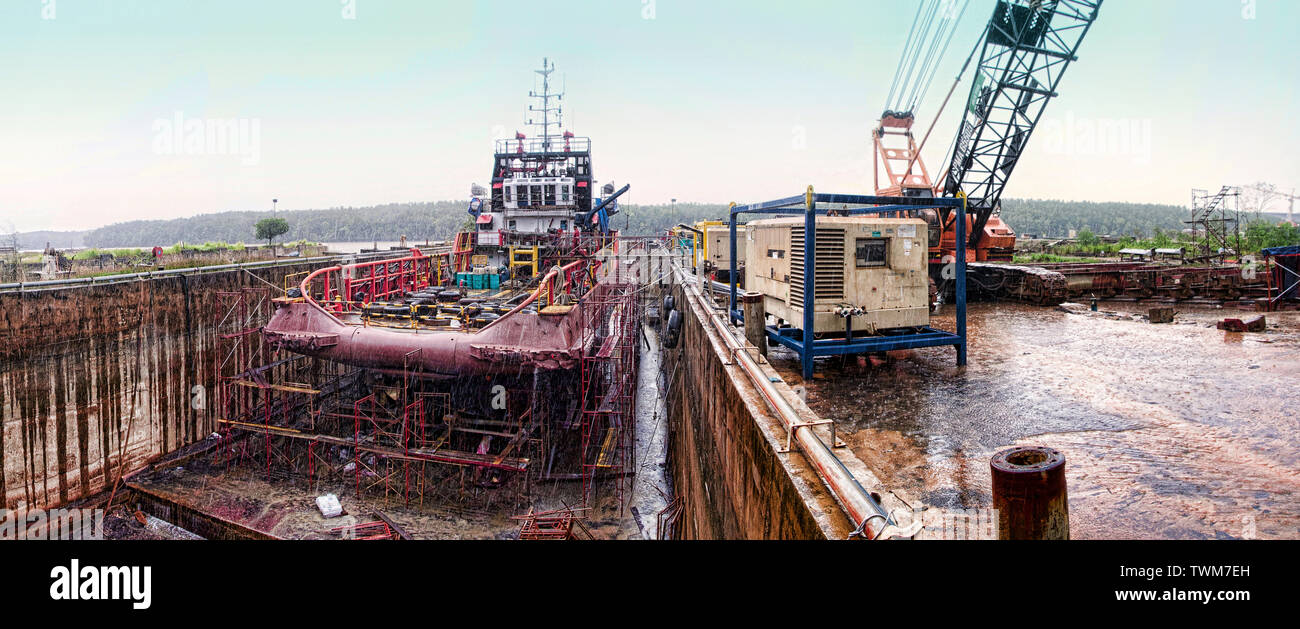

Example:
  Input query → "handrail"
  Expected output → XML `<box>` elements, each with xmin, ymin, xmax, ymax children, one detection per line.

<box><xmin>0</xmin><ymin>248</ymin><xmax>412</xmax><ymax>294</ymax></box>
<box><xmin>298</xmin><ymin>249</ymin><xmax>430</xmax><ymax>312</ymax></box>
<box><xmin>679</xmin><ymin>267</ymin><xmax>892</xmax><ymax>539</ymax></box>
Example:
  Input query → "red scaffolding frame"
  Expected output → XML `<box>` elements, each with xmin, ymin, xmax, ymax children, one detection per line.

<box><xmin>577</xmin><ymin>274</ymin><xmax>641</xmax><ymax>512</ymax></box>
<box><xmin>206</xmin><ymin>239</ymin><xmax>654</xmax><ymax>526</ymax></box>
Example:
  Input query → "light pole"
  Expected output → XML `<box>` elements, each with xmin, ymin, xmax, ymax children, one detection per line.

<box><xmin>671</xmin><ymin>198</ymin><xmax>677</xmax><ymax>229</ymax></box>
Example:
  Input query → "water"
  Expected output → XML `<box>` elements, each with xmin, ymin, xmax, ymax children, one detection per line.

<box><xmin>770</xmin><ymin>302</ymin><xmax>1300</xmax><ymax>539</ymax></box>
<box><xmin>323</xmin><ymin>241</ymin><xmax>434</xmax><ymax>254</ymax></box>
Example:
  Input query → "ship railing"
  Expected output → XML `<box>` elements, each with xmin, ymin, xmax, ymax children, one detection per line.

<box><xmin>298</xmin><ymin>248</ymin><xmax>445</xmax><ymax>317</ymax></box>
<box><xmin>494</xmin><ymin>136</ymin><xmax>591</xmax><ymax>155</ymax></box>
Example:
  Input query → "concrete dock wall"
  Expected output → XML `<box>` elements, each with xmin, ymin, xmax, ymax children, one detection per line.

<box><xmin>0</xmin><ymin>263</ymin><xmax>323</xmax><ymax>512</ymax></box>
<box><xmin>663</xmin><ymin>280</ymin><xmax>869</xmax><ymax>539</ymax></box>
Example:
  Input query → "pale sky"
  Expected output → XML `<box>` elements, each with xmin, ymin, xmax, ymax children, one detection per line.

<box><xmin>2</xmin><ymin>0</ymin><xmax>1297</xmax><ymax>232</ymax></box>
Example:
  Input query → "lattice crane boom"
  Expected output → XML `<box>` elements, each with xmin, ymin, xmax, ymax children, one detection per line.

<box><xmin>940</xmin><ymin>0</ymin><xmax>1104</xmax><ymax>248</ymax></box>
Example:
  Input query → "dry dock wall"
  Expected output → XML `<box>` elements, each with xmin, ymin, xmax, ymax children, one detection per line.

<box><xmin>663</xmin><ymin>282</ymin><xmax>865</xmax><ymax>539</ymax></box>
<box><xmin>0</xmin><ymin>263</ymin><xmax>322</xmax><ymax>512</ymax></box>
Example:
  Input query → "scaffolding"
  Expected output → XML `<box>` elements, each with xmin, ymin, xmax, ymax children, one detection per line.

<box><xmin>205</xmin><ymin>243</ymin><xmax>653</xmax><ymax>528</ymax></box>
<box><xmin>1187</xmin><ymin>186</ymin><xmax>1242</xmax><ymax>263</ymax></box>
<box><xmin>577</xmin><ymin>279</ymin><xmax>641</xmax><ymax>512</ymax></box>
<box><xmin>513</xmin><ymin>507</ymin><xmax>595</xmax><ymax>540</ymax></box>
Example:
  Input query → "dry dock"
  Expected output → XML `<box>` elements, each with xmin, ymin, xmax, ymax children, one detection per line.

<box><xmin>2</xmin><ymin>250</ymin><xmax>1295</xmax><ymax>539</ymax></box>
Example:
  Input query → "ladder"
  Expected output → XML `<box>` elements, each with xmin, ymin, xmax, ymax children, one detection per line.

<box><xmin>452</xmin><ymin>232</ymin><xmax>474</xmax><ymax>273</ymax></box>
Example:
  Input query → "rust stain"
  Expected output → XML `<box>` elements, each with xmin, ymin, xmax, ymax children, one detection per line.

<box><xmin>0</xmin><ymin>262</ymin><xmax>328</xmax><ymax>512</ymax></box>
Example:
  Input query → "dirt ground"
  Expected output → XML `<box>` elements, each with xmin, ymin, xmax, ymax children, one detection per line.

<box><xmin>770</xmin><ymin>301</ymin><xmax>1300</xmax><ymax>540</ymax></box>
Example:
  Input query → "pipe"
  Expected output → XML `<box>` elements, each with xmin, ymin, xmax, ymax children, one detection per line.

<box><xmin>576</xmin><ymin>183</ymin><xmax>632</xmax><ymax>225</ymax></box>
<box><xmin>676</xmin><ymin>269</ymin><xmax>891</xmax><ymax>539</ymax></box>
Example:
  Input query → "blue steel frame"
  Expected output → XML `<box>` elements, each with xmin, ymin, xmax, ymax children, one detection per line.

<box><xmin>728</xmin><ymin>187</ymin><xmax>968</xmax><ymax>380</ymax></box>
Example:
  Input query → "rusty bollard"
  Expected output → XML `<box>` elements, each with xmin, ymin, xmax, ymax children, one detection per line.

<box><xmin>741</xmin><ymin>291</ymin><xmax>767</xmax><ymax>358</ymax></box>
<box><xmin>990</xmin><ymin>446</ymin><xmax>1069</xmax><ymax>540</ymax></box>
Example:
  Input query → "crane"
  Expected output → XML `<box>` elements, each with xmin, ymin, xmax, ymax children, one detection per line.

<box><xmin>873</xmin><ymin>0</ymin><xmax>1104</xmax><ymax>302</ymax></box>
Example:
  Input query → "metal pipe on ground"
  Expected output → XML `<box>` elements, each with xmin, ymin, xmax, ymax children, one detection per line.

<box><xmin>679</xmin><ymin>271</ymin><xmax>890</xmax><ymax>539</ymax></box>
<box><xmin>990</xmin><ymin>446</ymin><xmax>1070</xmax><ymax>540</ymax></box>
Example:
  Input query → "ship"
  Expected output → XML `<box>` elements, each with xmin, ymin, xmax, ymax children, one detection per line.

<box><xmin>264</xmin><ymin>58</ymin><xmax>630</xmax><ymax>369</ymax></box>
<box><xmin>258</xmin><ymin>59</ymin><xmax>640</xmax><ymax>510</ymax></box>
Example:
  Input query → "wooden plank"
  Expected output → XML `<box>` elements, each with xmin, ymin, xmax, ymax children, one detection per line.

<box><xmin>540</xmin><ymin>304</ymin><xmax>574</xmax><ymax>316</ymax></box>
<box><xmin>373</xmin><ymin>510</ymin><xmax>414</xmax><ymax>540</ymax></box>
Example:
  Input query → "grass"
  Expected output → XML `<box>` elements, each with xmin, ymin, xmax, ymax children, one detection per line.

<box><xmin>69</xmin><ymin>247</ymin><xmax>147</xmax><ymax>261</ymax></box>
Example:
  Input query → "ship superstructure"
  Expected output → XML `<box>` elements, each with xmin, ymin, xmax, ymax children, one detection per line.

<box><xmin>464</xmin><ymin>58</ymin><xmax>628</xmax><ymax>278</ymax></box>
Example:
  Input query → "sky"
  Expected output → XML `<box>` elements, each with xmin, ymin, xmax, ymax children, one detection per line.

<box><xmin>1</xmin><ymin>0</ymin><xmax>1298</xmax><ymax>232</ymax></box>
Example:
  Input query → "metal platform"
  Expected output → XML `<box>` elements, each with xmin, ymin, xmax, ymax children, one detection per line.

<box><xmin>726</xmin><ymin>187</ymin><xmax>969</xmax><ymax>379</ymax></box>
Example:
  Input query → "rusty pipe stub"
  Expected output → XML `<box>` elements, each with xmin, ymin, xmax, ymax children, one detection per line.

<box><xmin>990</xmin><ymin>446</ymin><xmax>1069</xmax><ymax>540</ymax></box>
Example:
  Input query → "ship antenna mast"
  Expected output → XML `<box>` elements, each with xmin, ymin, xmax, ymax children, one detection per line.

<box><xmin>527</xmin><ymin>57</ymin><xmax>563</xmax><ymax>152</ymax></box>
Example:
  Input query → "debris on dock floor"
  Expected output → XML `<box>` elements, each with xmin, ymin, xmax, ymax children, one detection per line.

<box><xmin>771</xmin><ymin>302</ymin><xmax>1300</xmax><ymax>539</ymax></box>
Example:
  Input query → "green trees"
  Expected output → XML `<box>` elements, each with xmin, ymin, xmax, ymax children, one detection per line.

<box><xmin>78</xmin><ymin>197</ymin><xmax>1296</xmax><ymax>252</ymax></box>
<box><xmin>255</xmin><ymin>217</ymin><xmax>290</xmax><ymax>250</ymax></box>
<box><xmin>999</xmin><ymin>199</ymin><xmax>1194</xmax><ymax>238</ymax></box>
<box><xmin>1243</xmin><ymin>220</ymin><xmax>1300</xmax><ymax>251</ymax></box>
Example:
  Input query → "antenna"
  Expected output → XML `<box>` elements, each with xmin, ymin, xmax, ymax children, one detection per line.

<box><xmin>527</xmin><ymin>57</ymin><xmax>565</xmax><ymax>152</ymax></box>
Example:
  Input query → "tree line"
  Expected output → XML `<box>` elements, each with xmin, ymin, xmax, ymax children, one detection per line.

<box><xmin>71</xmin><ymin>197</ymin><xmax>1291</xmax><ymax>248</ymax></box>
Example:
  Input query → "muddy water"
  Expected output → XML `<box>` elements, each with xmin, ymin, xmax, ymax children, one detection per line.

<box><xmin>770</xmin><ymin>302</ymin><xmax>1300</xmax><ymax>540</ymax></box>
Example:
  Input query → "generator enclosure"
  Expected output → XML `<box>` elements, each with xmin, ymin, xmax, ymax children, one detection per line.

<box><xmin>744</xmin><ymin>216</ymin><xmax>929</xmax><ymax>334</ymax></box>
<box><xmin>703</xmin><ymin>223</ymin><xmax>746</xmax><ymax>271</ymax></box>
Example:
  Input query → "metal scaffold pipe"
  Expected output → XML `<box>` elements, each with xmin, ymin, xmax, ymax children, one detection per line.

<box><xmin>678</xmin><ymin>269</ymin><xmax>891</xmax><ymax>539</ymax></box>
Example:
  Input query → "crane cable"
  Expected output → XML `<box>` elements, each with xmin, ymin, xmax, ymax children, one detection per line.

<box><xmin>884</xmin><ymin>0</ymin><xmax>972</xmax><ymax>115</ymax></box>
<box><xmin>903</xmin><ymin>24</ymin><xmax>987</xmax><ymax>194</ymax></box>
<box><xmin>912</xmin><ymin>0</ymin><xmax>972</xmax><ymax>110</ymax></box>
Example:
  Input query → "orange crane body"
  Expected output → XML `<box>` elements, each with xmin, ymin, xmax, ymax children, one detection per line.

<box><xmin>872</xmin><ymin>112</ymin><xmax>1015</xmax><ymax>263</ymax></box>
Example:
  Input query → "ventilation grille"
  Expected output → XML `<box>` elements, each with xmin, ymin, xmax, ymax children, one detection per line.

<box><xmin>789</xmin><ymin>227</ymin><xmax>845</xmax><ymax>304</ymax></box>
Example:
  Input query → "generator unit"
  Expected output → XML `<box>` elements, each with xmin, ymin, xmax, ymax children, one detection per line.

<box><xmin>744</xmin><ymin>216</ymin><xmax>929</xmax><ymax>335</ymax></box>
<box><xmin>702</xmin><ymin>222</ymin><xmax>745</xmax><ymax>276</ymax></box>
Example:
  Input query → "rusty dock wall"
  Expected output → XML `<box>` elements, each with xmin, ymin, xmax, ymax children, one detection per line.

<box><xmin>662</xmin><ymin>279</ymin><xmax>901</xmax><ymax>539</ymax></box>
<box><xmin>0</xmin><ymin>262</ymin><xmax>325</xmax><ymax>513</ymax></box>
